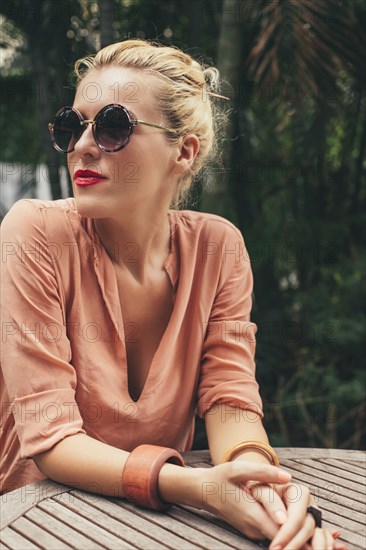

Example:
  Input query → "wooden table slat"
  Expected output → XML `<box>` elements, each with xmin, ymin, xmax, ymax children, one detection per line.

<box><xmin>319</xmin><ymin>519</ymin><xmax>366</xmax><ymax>549</ymax></box>
<box><xmin>286</xmin><ymin>470</ymin><xmax>366</xmax><ymax>515</ymax></box>
<box><xmin>0</xmin><ymin>481</ymin><xmax>70</xmax><ymax>530</ymax></box>
<box><xmin>314</xmin><ymin>494</ymin><xmax>366</xmax><ymax>525</ymax></box>
<box><xmin>339</xmin><ymin>458</ymin><xmax>366</xmax><ymax>465</ymax></box>
<box><xmin>114</xmin><ymin>498</ymin><xmax>246</xmax><ymax>549</ymax></box>
<box><xmin>181</xmin><ymin>452</ymin><xmax>211</xmax><ymax>464</ymax></box>
<box><xmin>275</xmin><ymin>448</ymin><xmax>365</xmax><ymax>461</ymax></box>
<box><xmin>10</xmin><ymin>516</ymin><xmax>70</xmax><ymax>550</ymax></box>
<box><xmin>72</xmin><ymin>489</ymin><xmax>209</xmax><ymax>550</ymax></box>
<box><xmin>0</xmin><ymin>528</ymin><xmax>40</xmax><ymax>550</ymax></box>
<box><xmin>168</xmin><ymin>506</ymin><xmax>259</xmax><ymax>549</ymax></box>
<box><xmin>38</xmin><ymin>498</ymin><xmax>136</xmax><ymax>549</ymax></box>
<box><xmin>281</xmin><ymin>458</ymin><xmax>366</xmax><ymax>495</ymax></box>
<box><xmin>308</xmin><ymin>503</ymin><xmax>366</xmax><ymax>534</ymax></box>
<box><xmin>25</xmin><ymin>506</ymin><xmax>105</xmax><ymax>550</ymax></box>
<box><xmin>336</xmin><ymin>460</ymin><xmax>366</xmax><ymax>474</ymax></box>
<box><xmin>314</xmin><ymin>459</ymin><xmax>366</xmax><ymax>483</ymax></box>
<box><xmin>55</xmin><ymin>492</ymin><xmax>171</xmax><ymax>550</ymax></box>
<box><xmin>282</xmin><ymin>460</ymin><xmax>365</xmax><ymax>503</ymax></box>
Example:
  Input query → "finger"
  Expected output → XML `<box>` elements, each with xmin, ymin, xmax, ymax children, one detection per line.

<box><xmin>324</xmin><ymin>529</ymin><xmax>336</xmax><ymax>550</ymax></box>
<box><xmin>311</xmin><ymin>527</ymin><xmax>327</xmax><ymax>550</ymax></box>
<box><xmin>241</xmin><ymin>500</ymin><xmax>280</xmax><ymax>541</ymax></box>
<box><xmin>250</xmin><ymin>510</ymin><xmax>279</xmax><ymax>541</ymax></box>
<box><xmin>331</xmin><ymin>530</ymin><xmax>346</xmax><ymax>550</ymax></box>
<box><xmin>249</xmin><ymin>483</ymin><xmax>288</xmax><ymax>525</ymax></box>
<box><xmin>217</xmin><ymin>490</ymin><xmax>280</xmax><ymax>542</ymax></box>
<box><xmin>234</xmin><ymin>483</ymin><xmax>281</xmax><ymax>541</ymax></box>
<box><xmin>228</xmin><ymin>461</ymin><xmax>292</xmax><ymax>485</ymax></box>
<box><xmin>274</xmin><ymin>481</ymin><xmax>310</xmax><ymax>502</ymax></box>
<box><xmin>325</xmin><ymin>529</ymin><xmax>335</xmax><ymax>550</ymax></box>
<box><xmin>311</xmin><ymin>528</ymin><xmax>339</xmax><ymax>550</ymax></box>
<box><xmin>281</xmin><ymin>517</ymin><xmax>318</xmax><ymax>550</ymax></box>
<box><xmin>269</xmin><ymin>483</ymin><xmax>311</xmax><ymax>549</ymax></box>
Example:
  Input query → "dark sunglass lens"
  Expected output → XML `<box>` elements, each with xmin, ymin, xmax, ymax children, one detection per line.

<box><xmin>53</xmin><ymin>108</ymin><xmax>82</xmax><ymax>152</ymax></box>
<box><xmin>96</xmin><ymin>105</ymin><xmax>131</xmax><ymax>151</ymax></box>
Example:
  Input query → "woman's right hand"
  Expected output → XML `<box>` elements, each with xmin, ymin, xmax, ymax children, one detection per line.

<box><xmin>189</xmin><ymin>460</ymin><xmax>292</xmax><ymax>542</ymax></box>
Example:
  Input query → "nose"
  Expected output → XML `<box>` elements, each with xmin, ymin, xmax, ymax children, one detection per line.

<box><xmin>73</xmin><ymin>120</ymin><xmax>100</xmax><ymax>157</ymax></box>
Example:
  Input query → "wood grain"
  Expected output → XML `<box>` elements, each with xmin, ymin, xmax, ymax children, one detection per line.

<box><xmin>0</xmin><ymin>449</ymin><xmax>365</xmax><ymax>549</ymax></box>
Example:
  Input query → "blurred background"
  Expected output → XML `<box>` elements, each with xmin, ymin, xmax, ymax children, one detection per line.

<box><xmin>1</xmin><ymin>0</ymin><xmax>365</xmax><ymax>450</ymax></box>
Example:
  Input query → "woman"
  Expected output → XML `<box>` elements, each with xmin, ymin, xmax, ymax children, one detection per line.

<box><xmin>1</xmin><ymin>39</ymin><xmax>344</xmax><ymax>549</ymax></box>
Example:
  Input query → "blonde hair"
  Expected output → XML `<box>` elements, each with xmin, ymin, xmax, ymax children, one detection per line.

<box><xmin>73</xmin><ymin>39</ymin><xmax>227</xmax><ymax>208</ymax></box>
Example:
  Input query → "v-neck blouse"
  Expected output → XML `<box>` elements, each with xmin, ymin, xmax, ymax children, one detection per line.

<box><xmin>0</xmin><ymin>198</ymin><xmax>262</xmax><ymax>493</ymax></box>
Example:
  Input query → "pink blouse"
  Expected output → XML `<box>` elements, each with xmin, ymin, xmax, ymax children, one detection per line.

<box><xmin>0</xmin><ymin>198</ymin><xmax>262</xmax><ymax>494</ymax></box>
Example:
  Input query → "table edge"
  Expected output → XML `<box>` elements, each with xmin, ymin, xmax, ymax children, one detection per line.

<box><xmin>183</xmin><ymin>447</ymin><xmax>366</xmax><ymax>464</ymax></box>
<box><xmin>0</xmin><ymin>479</ymin><xmax>70</xmax><ymax>530</ymax></box>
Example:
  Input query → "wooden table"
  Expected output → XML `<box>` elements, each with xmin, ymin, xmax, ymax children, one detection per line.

<box><xmin>1</xmin><ymin>449</ymin><xmax>365</xmax><ymax>549</ymax></box>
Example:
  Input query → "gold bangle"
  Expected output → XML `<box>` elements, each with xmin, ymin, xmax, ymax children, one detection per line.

<box><xmin>222</xmin><ymin>440</ymin><xmax>280</xmax><ymax>467</ymax></box>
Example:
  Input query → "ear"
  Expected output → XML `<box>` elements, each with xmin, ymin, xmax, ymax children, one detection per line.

<box><xmin>173</xmin><ymin>134</ymin><xmax>200</xmax><ymax>175</ymax></box>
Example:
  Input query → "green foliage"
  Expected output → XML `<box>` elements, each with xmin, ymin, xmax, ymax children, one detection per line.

<box><xmin>0</xmin><ymin>76</ymin><xmax>41</xmax><ymax>162</ymax></box>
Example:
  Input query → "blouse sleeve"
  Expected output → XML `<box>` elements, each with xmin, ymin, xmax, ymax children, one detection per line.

<box><xmin>0</xmin><ymin>199</ymin><xmax>86</xmax><ymax>459</ymax></box>
<box><xmin>196</xmin><ymin>221</ymin><xmax>263</xmax><ymax>419</ymax></box>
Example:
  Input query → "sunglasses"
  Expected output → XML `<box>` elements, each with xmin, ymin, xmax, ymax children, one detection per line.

<box><xmin>48</xmin><ymin>103</ymin><xmax>178</xmax><ymax>153</ymax></box>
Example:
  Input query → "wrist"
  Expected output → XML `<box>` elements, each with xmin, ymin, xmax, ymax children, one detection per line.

<box><xmin>122</xmin><ymin>444</ymin><xmax>185</xmax><ymax>510</ymax></box>
<box><xmin>158</xmin><ymin>463</ymin><xmax>203</xmax><ymax>507</ymax></box>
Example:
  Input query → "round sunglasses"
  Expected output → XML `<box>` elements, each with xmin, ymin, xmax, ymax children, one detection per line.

<box><xmin>48</xmin><ymin>103</ymin><xmax>178</xmax><ymax>153</ymax></box>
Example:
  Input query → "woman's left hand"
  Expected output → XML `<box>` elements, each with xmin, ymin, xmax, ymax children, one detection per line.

<box><xmin>247</xmin><ymin>480</ymin><xmax>347</xmax><ymax>550</ymax></box>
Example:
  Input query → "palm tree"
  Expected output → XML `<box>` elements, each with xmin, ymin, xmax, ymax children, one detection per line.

<box><xmin>209</xmin><ymin>0</ymin><xmax>365</xmax><ymax>221</ymax></box>
<box><xmin>207</xmin><ymin>0</ymin><xmax>366</xmax><ymax>448</ymax></box>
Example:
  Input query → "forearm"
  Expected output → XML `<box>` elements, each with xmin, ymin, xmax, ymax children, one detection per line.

<box><xmin>33</xmin><ymin>433</ymin><xmax>201</xmax><ymax>504</ymax></box>
<box><xmin>33</xmin><ymin>433</ymin><xmax>129</xmax><ymax>496</ymax></box>
<box><xmin>205</xmin><ymin>404</ymin><xmax>271</xmax><ymax>465</ymax></box>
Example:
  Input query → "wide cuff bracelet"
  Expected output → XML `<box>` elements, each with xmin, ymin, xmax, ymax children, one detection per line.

<box><xmin>122</xmin><ymin>444</ymin><xmax>185</xmax><ymax>511</ymax></box>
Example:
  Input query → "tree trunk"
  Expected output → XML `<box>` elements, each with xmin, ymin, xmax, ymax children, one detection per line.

<box><xmin>100</xmin><ymin>0</ymin><xmax>115</xmax><ymax>48</ymax></box>
<box><xmin>201</xmin><ymin>0</ymin><xmax>245</xmax><ymax>216</ymax></box>
<box><xmin>31</xmin><ymin>42</ymin><xmax>62</xmax><ymax>200</ymax></box>
<box><xmin>187</xmin><ymin>0</ymin><xmax>204</xmax><ymax>49</ymax></box>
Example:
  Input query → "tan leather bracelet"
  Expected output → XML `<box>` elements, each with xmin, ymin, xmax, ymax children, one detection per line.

<box><xmin>222</xmin><ymin>440</ymin><xmax>280</xmax><ymax>466</ymax></box>
<box><xmin>122</xmin><ymin>444</ymin><xmax>185</xmax><ymax>511</ymax></box>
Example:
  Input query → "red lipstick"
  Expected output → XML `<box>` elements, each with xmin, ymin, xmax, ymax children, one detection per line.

<box><xmin>74</xmin><ymin>169</ymin><xmax>107</xmax><ymax>186</ymax></box>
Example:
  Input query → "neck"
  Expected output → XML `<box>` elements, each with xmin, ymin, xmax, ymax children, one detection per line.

<box><xmin>93</xmin><ymin>206</ymin><xmax>172</xmax><ymax>280</ymax></box>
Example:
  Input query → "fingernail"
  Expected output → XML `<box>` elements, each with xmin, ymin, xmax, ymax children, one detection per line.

<box><xmin>269</xmin><ymin>545</ymin><xmax>282</xmax><ymax>550</ymax></box>
<box><xmin>274</xmin><ymin>510</ymin><xmax>287</xmax><ymax>524</ymax></box>
<box><xmin>278</xmin><ymin>469</ymin><xmax>291</xmax><ymax>480</ymax></box>
<box><xmin>332</xmin><ymin>530</ymin><xmax>342</xmax><ymax>539</ymax></box>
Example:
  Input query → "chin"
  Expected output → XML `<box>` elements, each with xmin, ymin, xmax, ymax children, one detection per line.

<box><xmin>73</xmin><ymin>195</ymin><xmax>113</xmax><ymax>219</ymax></box>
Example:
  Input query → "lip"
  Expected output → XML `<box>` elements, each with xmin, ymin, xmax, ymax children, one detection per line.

<box><xmin>74</xmin><ymin>169</ymin><xmax>107</xmax><ymax>186</ymax></box>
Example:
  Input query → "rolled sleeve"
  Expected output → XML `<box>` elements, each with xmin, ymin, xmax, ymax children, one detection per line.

<box><xmin>1</xmin><ymin>200</ymin><xmax>85</xmax><ymax>458</ymax></box>
<box><xmin>13</xmin><ymin>388</ymin><xmax>84</xmax><ymax>458</ymax></box>
<box><xmin>197</xmin><ymin>225</ymin><xmax>263</xmax><ymax>419</ymax></box>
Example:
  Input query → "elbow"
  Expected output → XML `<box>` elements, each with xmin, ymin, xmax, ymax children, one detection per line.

<box><xmin>32</xmin><ymin>433</ymin><xmax>85</xmax><ymax>479</ymax></box>
<box><xmin>32</xmin><ymin>448</ymin><xmax>54</xmax><ymax>478</ymax></box>
<box><xmin>32</xmin><ymin>437</ymin><xmax>72</xmax><ymax>480</ymax></box>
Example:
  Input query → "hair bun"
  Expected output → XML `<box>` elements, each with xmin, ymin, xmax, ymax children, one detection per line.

<box><xmin>203</xmin><ymin>67</ymin><xmax>220</xmax><ymax>91</ymax></box>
